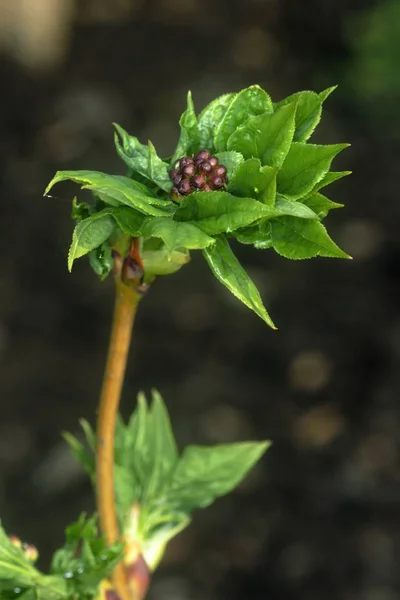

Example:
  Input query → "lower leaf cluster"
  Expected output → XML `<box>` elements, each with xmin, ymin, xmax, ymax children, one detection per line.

<box><xmin>66</xmin><ymin>390</ymin><xmax>270</xmax><ymax>572</ymax></box>
<box><xmin>0</xmin><ymin>516</ymin><xmax>123</xmax><ymax>600</ymax></box>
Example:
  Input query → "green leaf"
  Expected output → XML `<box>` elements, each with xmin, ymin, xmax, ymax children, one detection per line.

<box><xmin>168</xmin><ymin>441</ymin><xmax>270</xmax><ymax>510</ymax></box>
<box><xmin>275</xmin><ymin>90</ymin><xmax>323</xmax><ymax>142</ymax></box>
<box><xmin>235</xmin><ymin>222</ymin><xmax>273</xmax><ymax>249</ymax></box>
<box><xmin>45</xmin><ymin>170</ymin><xmax>175</xmax><ymax>216</ymax></box>
<box><xmin>311</xmin><ymin>170</ymin><xmax>352</xmax><ymax>193</ymax></box>
<box><xmin>105</xmin><ymin>205</ymin><xmax>145</xmax><ymax>236</ymax></box>
<box><xmin>68</xmin><ymin>213</ymin><xmax>115</xmax><ymax>272</ymax></box>
<box><xmin>140</xmin><ymin>217</ymin><xmax>215</xmax><ymax>253</ymax></box>
<box><xmin>197</xmin><ymin>93</ymin><xmax>236</xmax><ymax>150</ymax></box>
<box><xmin>88</xmin><ymin>242</ymin><xmax>114</xmax><ymax>280</ymax></box>
<box><xmin>62</xmin><ymin>432</ymin><xmax>95</xmax><ymax>480</ymax></box>
<box><xmin>277</xmin><ymin>142</ymin><xmax>349</xmax><ymax>200</ymax></box>
<box><xmin>228</xmin><ymin>158</ymin><xmax>278</xmax><ymax>206</ymax></box>
<box><xmin>150</xmin><ymin>390</ymin><xmax>179</xmax><ymax>468</ymax></box>
<box><xmin>175</xmin><ymin>191</ymin><xmax>281</xmax><ymax>235</ymax></box>
<box><xmin>114</xmin><ymin>124</ymin><xmax>172</xmax><ymax>192</ymax></box>
<box><xmin>147</xmin><ymin>141</ymin><xmax>173</xmax><ymax>193</ymax></box>
<box><xmin>214</xmin><ymin>85</ymin><xmax>273</xmax><ymax>152</ymax></box>
<box><xmin>301</xmin><ymin>192</ymin><xmax>344</xmax><ymax>219</ymax></box>
<box><xmin>227</xmin><ymin>102</ymin><xmax>297</xmax><ymax>166</ymax></box>
<box><xmin>50</xmin><ymin>515</ymin><xmax>123</xmax><ymax>598</ymax></box>
<box><xmin>71</xmin><ymin>198</ymin><xmax>94</xmax><ymax>221</ymax></box>
<box><xmin>214</xmin><ymin>151</ymin><xmax>244</xmax><ymax>178</ymax></box>
<box><xmin>171</xmin><ymin>91</ymin><xmax>199</xmax><ymax>164</ymax></box>
<box><xmin>79</xmin><ymin>419</ymin><xmax>96</xmax><ymax>452</ymax></box>
<box><xmin>319</xmin><ymin>85</ymin><xmax>337</xmax><ymax>103</ymax></box>
<box><xmin>116</xmin><ymin>392</ymin><xmax>180</xmax><ymax>515</ymax></box>
<box><xmin>203</xmin><ymin>235</ymin><xmax>276</xmax><ymax>327</ymax></box>
<box><xmin>275</xmin><ymin>196</ymin><xmax>318</xmax><ymax>219</ymax></box>
<box><xmin>70</xmin><ymin>204</ymin><xmax>146</xmax><ymax>274</ymax></box>
<box><xmin>270</xmin><ymin>216</ymin><xmax>351</xmax><ymax>259</ymax></box>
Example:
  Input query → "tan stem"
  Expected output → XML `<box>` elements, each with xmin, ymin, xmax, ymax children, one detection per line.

<box><xmin>97</xmin><ymin>279</ymin><xmax>141</xmax><ymax>600</ymax></box>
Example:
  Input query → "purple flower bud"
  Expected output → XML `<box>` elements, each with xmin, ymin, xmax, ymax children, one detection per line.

<box><xmin>179</xmin><ymin>156</ymin><xmax>193</xmax><ymax>168</ymax></box>
<box><xmin>209</xmin><ymin>156</ymin><xmax>218</xmax><ymax>168</ymax></box>
<box><xmin>183</xmin><ymin>164</ymin><xmax>195</xmax><ymax>177</ymax></box>
<box><xmin>198</xmin><ymin>161</ymin><xmax>212</xmax><ymax>175</ymax></box>
<box><xmin>216</xmin><ymin>165</ymin><xmax>227</xmax><ymax>177</ymax></box>
<box><xmin>178</xmin><ymin>179</ymin><xmax>192</xmax><ymax>195</ymax></box>
<box><xmin>210</xmin><ymin>175</ymin><xmax>224</xmax><ymax>189</ymax></box>
<box><xmin>173</xmin><ymin>173</ymin><xmax>183</xmax><ymax>185</ymax></box>
<box><xmin>169</xmin><ymin>169</ymin><xmax>178</xmax><ymax>181</ymax></box>
<box><xmin>192</xmin><ymin>175</ymin><xmax>207</xmax><ymax>189</ymax></box>
<box><xmin>195</xmin><ymin>149</ymin><xmax>211</xmax><ymax>161</ymax></box>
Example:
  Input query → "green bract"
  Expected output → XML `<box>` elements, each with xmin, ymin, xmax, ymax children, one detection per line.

<box><xmin>65</xmin><ymin>390</ymin><xmax>270</xmax><ymax>572</ymax></box>
<box><xmin>45</xmin><ymin>84</ymin><xmax>351</xmax><ymax>328</ymax></box>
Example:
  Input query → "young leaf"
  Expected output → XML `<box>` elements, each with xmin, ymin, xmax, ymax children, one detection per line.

<box><xmin>79</xmin><ymin>418</ymin><xmax>96</xmax><ymax>452</ymax></box>
<box><xmin>270</xmin><ymin>216</ymin><xmax>351</xmax><ymax>259</ymax></box>
<box><xmin>301</xmin><ymin>192</ymin><xmax>344</xmax><ymax>219</ymax></box>
<box><xmin>68</xmin><ymin>214</ymin><xmax>116</xmax><ymax>271</ymax></box>
<box><xmin>105</xmin><ymin>205</ymin><xmax>146</xmax><ymax>236</ymax></box>
<box><xmin>275</xmin><ymin>90</ymin><xmax>323</xmax><ymax>142</ymax></box>
<box><xmin>203</xmin><ymin>235</ymin><xmax>276</xmax><ymax>327</ymax></box>
<box><xmin>168</xmin><ymin>441</ymin><xmax>270</xmax><ymax>510</ymax></box>
<box><xmin>235</xmin><ymin>222</ymin><xmax>273</xmax><ymax>249</ymax></box>
<box><xmin>170</xmin><ymin>91</ymin><xmax>199</xmax><ymax>165</ymax></box>
<box><xmin>214</xmin><ymin>151</ymin><xmax>244</xmax><ymax>179</ymax></box>
<box><xmin>45</xmin><ymin>170</ymin><xmax>175</xmax><ymax>217</ymax></box>
<box><xmin>150</xmin><ymin>390</ymin><xmax>179</xmax><ymax>468</ymax></box>
<box><xmin>88</xmin><ymin>242</ymin><xmax>114</xmax><ymax>280</ymax></box>
<box><xmin>275</xmin><ymin>196</ymin><xmax>318</xmax><ymax>219</ymax></box>
<box><xmin>197</xmin><ymin>93</ymin><xmax>236</xmax><ymax>150</ymax></box>
<box><xmin>174</xmin><ymin>191</ymin><xmax>281</xmax><ymax>235</ymax></box>
<box><xmin>114</xmin><ymin>124</ymin><xmax>172</xmax><ymax>192</ymax></box>
<box><xmin>50</xmin><ymin>515</ymin><xmax>123</xmax><ymax>598</ymax></box>
<box><xmin>118</xmin><ymin>392</ymin><xmax>180</xmax><ymax>511</ymax></box>
<box><xmin>148</xmin><ymin>141</ymin><xmax>174</xmax><ymax>191</ymax></box>
<box><xmin>277</xmin><ymin>142</ymin><xmax>349</xmax><ymax>200</ymax></box>
<box><xmin>227</xmin><ymin>103</ymin><xmax>297</xmax><ymax>167</ymax></box>
<box><xmin>62</xmin><ymin>432</ymin><xmax>95</xmax><ymax>480</ymax></box>
<box><xmin>228</xmin><ymin>158</ymin><xmax>278</xmax><ymax>206</ymax></box>
<box><xmin>319</xmin><ymin>85</ymin><xmax>337</xmax><ymax>103</ymax></box>
<box><xmin>140</xmin><ymin>217</ymin><xmax>215</xmax><ymax>253</ymax></box>
<box><xmin>214</xmin><ymin>85</ymin><xmax>273</xmax><ymax>152</ymax></box>
<box><xmin>311</xmin><ymin>170</ymin><xmax>352</xmax><ymax>194</ymax></box>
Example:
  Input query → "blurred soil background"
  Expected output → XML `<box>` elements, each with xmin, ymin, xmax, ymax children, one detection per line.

<box><xmin>0</xmin><ymin>0</ymin><xmax>399</xmax><ymax>599</ymax></box>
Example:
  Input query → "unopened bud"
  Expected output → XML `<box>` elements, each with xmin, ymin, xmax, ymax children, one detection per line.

<box><xmin>23</xmin><ymin>543</ymin><xmax>39</xmax><ymax>563</ymax></box>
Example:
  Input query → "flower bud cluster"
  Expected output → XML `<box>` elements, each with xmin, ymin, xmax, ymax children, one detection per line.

<box><xmin>169</xmin><ymin>150</ymin><xmax>228</xmax><ymax>198</ymax></box>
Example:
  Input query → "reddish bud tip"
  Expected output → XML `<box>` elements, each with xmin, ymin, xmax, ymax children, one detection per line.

<box><xmin>178</xmin><ymin>179</ymin><xmax>192</xmax><ymax>195</ymax></box>
<box><xmin>183</xmin><ymin>164</ymin><xmax>195</xmax><ymax>177</ymax></box>
<box><xmin>172</xmin><ymin>172</ymin><xmax>183</xmax><ymax>185</ymax></box>
<box><xmin>210</xmin><ymin>175</ymin><xmax>224</xmax><ymax>188</ymax></box>
<box><xmin>192</xmin><ymin>175</ymin><xmax>207</xmax><ymax>189</ymax></box>
<box><xmin>195</xmin><ymin>149</ymin><xmax>211</xmax><ymax>161</ymax></box>
<box><xmin>216</xmin><ymin>165</ymin><xmax>227</xmax><ymax>177</ymax></box>
<box><xmin>198</xmin><ymin>161</ymin><xmax>212</xmax><ymax>175</ymax></box>
<box><xmin>179</xmin><ymin>156</ymin><xmax>193</xmax><ymax>168</ymax></box>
